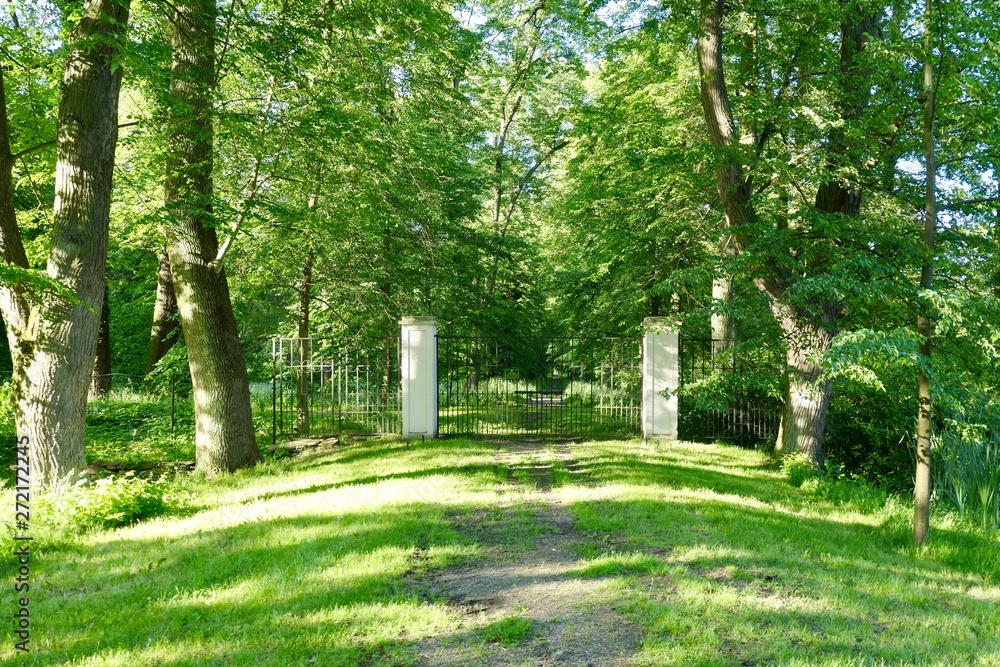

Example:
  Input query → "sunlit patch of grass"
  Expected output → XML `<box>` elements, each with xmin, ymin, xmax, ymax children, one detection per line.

<box><xmin>1</xmin><ymin>437</ymin><xmax>998</xmax><ymax>666</ymax></box>
<box><xmin>569</xmin><ymin>551</ymin><xmax>667</xmax><ymax>578</ymax></box>
<box><xmin>480</xmin><ymin>615</ymin><xmax>534</xmax><ymax>647</ymax></box>
<box><xmin>559</xmin><ymin>440</ymin><xmax>1000</xmax><ymax>667</ymax></box>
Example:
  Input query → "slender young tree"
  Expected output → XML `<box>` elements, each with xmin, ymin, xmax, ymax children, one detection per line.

<box><xmin>913</xmin><ymin>0</ymin><xmax>937</xmax><ymax>545</ymax></box>
<box><xmin>296</xmin><ymin>250</ymin><xmax>312</xmax><ymax>436</ymax></box>
<box><xmin>0</xmin><ymin>0</ymin><xmax>131</xmax><ymax>486</ymax></box>
<box><xmin>163</xmin><ymin>0</ymin><xmax>260</xmax><ymax>473</ymax></box>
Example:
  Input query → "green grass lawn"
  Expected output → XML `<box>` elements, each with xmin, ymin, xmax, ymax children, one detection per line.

<box><xmin>2</xmin><ymin>439</ymin><xmax>998</xmax><ymax>666</ymax></box>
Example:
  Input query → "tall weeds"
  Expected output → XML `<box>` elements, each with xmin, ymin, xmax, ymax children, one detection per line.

<box><xmin>934</xmin><ymin>429</ymin><xmax>1000</xmax><ymax>530</ymax></box>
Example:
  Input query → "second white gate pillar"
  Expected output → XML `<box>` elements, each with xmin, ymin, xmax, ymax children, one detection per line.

<box><xmin>401</xmin><ymin>317</ymin><xmax>438</xmax><ymax>439</ymax></box>
<box><xmin>642</xmin><ymin>317</ymin><xmax>679</xmax><ymax>440</ymax></box>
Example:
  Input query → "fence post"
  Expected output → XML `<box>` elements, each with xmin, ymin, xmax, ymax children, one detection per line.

<box><xmin>400</xmin><ymin>316</ymin><xmax>438</xmax><ymax>439</ymax></box>
<box><xmin>642</xmin><ymin>317</ymin><xmax>678</xmax><ymax>440</ymax></box>
<box><xmin>271</xmin><ymin>355</ymin><xmax>277</xmax><ymax>447</ymax></box>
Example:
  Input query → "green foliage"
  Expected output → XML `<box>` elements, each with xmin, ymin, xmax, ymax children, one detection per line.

<box><xmin>935</xmin><ymin>430</ymin><xmax>1000</xmax><ymax>530</ymax></box>
<box><xmin>480</xmin><ymin>615</ymin><xmax>534</xmax><ymax>647</ymax></box>
<box><xmin>84</xmin><ymin>387</ymin><xmax>195</xmax><ymax>463</ymax></box>
<box><xmin>781</xmin><ymin>452</ymin><xmax>818</xmax><ymax>488</ymax></box>
<box><xmin>82</xmin><ymin>384</ymin><xmax>276</xmax><ymax>464</ymax></box>
<box><xmin>38</xmin><ymin>474</ymin><xmax>187</xmax><ymax>532</ymax></box>
<box><xmin>802</xmin><ymin>472</ymin><xmax>890</xmax><ymax>515</ymax></box>
<box><xmin>0</xmin><ymin>379</ymin><xmax>14</xmax><ymax>467</ymax></box>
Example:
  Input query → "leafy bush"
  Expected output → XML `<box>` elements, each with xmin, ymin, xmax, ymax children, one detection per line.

<box><xmin>801</xmin><ymin>476</ymin><xmax>889</xmax><ymax>514</ymax></box>
<box><xmin>935</xmin><ymin>429</ymin><xmax>1000</xmax><ymax>530</ymax></box>
<box><xmin>824</xmin><ymin>374</ymin><xmax>917</xmax><ymax>495</ymax></box>
<box><xmin>782</xmin><ymin>453</ymin><xmax>818</xmax><ymax>487</ymax></box>
<box><xmin>40</xmin><ymin>474</ymin><xmax>187</xmax><ymax>532</ymax></box>
<box><xmin>784</xmin><ymin>452</ymin><xmax>888</xmax><ymax>513</ymax></box>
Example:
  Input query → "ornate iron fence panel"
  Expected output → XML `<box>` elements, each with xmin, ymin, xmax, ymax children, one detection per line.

<box><xmin>677</xmin><ymin>338</ymin><xmax>785</xmax><ymax>445</ymax></box>
<box><xmin>271</xmin><ymin>337</ymin><xmax>401</xmax><ymax>440</ymax></box>
<box><xmin>437</xmin><ymin>336</ymin><xmax>641</xmax><ymax>437</ymax></box>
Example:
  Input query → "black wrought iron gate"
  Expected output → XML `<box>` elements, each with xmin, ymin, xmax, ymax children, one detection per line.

<box><xmin>677</xmin><ymin>338</ymin><xmax>785</xmax><ymax>445</ymax></box>
<box><xmin>437</xmin><ymin>336</ymin><xmax>641</xmax><ymax>437</ymax></box>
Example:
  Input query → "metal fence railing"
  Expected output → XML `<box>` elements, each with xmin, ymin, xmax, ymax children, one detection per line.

<box><xmin>0</xmin><ymin>334</ymin><xmax>790</xmax><ymax>456</ymax></box>
<box><xmin>271</xmin><ymin>337</ymin><xmax>402</xmax><ymax>440</ymax></box>
<box><xmin>437</xmin><ymin>336</ymin><xmax>642</xmax><ymax>437</ymax></box>
<box><xmin>677</xmin><ymin>338</ymin><xmax>785</xmax><ymax>445</ymax></box>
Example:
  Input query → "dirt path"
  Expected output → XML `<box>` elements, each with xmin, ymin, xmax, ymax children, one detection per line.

<box><xmin>412</xmin><ymin>441</ymin><xmax>641</xmax><ymax>667</ymax></box>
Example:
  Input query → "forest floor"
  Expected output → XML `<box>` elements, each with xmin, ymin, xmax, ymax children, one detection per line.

<box><xmin>2</xmin><ymin>438</ymin><xmax>999</xmax><ymax>666</ymax></box>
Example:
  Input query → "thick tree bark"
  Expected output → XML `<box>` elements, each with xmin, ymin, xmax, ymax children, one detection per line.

<box><xmin>0</xmin><ymin>0</ymin><xmax>130</xmax><ymax>487</ymax></box>
<box><xmin>774</xmin><ymin>9</ymin><xmax>878</xmax><ymax>456</ymax></box>
<box><xmin>164</xmin><ymin>0</ymin><xmax>260</xmax><ymax>474</ymax></box>
<box><xmin>296</xmin><ymin>253</ymin><xmax>312</xmax><ymax>435</ymax></box>
<box><xmin>814</xmin><ymin>8</ymin><xmax>879</xmax><ymax>218</ymax></box>
<box><xmin>771</xmin><ymin>304</ymin><xmax>834</xmax><ymax>465</ymax></box>
<box><xmin>914</xmin><ymin>0</ymin><xmax>936</xmax><ymax>545</ymax></box>
<box><xmin>90</xmin><ymin>283</ymin><xmax>112</xmax><ymax>397</ymax></box>
<box><xmin>144</xmin><ymin>252</ymin><xmax>180</xmax><ymax>374</ymax></box>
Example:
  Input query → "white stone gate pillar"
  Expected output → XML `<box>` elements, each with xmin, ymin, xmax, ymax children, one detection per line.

<box><xmin>642</xmin><ymin>317</ymin><xmax>679</xmax><ymax>440</ymax></box>
<box><xmin>400</xmin><ymin>316</ymin><xmax>438</xmax><ymax>438</ymax></box>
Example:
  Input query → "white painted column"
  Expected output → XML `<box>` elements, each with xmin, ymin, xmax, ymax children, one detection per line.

<box><xmin>400</xmin><ymin>317</ymin><xmax>438</xmax><ymax>439</ymax></box>
<box><xmin>642</xmin><ymin>317</ymin><xmax>679</xmax><ymax>440</ymax></box>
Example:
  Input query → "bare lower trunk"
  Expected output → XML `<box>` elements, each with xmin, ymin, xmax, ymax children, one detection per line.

<box><xmin>296</xmin><ymin>254</ymin><xmax>312</xmax><ymax>435</ymax></box>
<box><xmin>90</xmin><ymin>283</ymin><xmax>112</xmax><ymax>397</ymax></box>
<box><xmin>711</xmin><ymin>278</ymin><xmax>734</xmax><ymax>348</ymax></box>
<box><xmin>914</xmin><ymin>335</ymin><xmax>932</xmax><ymax>543</ymax></box>
<box><xmin>711</xmin><ymin>234</ymin><xmax>735</xmax><ymax>356</ymax></box>
<box><xmin>165</xmin><ymin>0</ymin><xmax>260</xmax><ymax>474</ymax></box>
<box><xmin>4</xmin><ymin>0</ymin><xmax>131</xmax><ymax>487</ymax></box>
<box><xmin>145</xmin><ymin>252</ymin><xmax>180</xmax><ymax>374</ymax></box>
<box><xmin>913</xmin><ymin>0</ymin><xmax>936</xmax><ymax>545</ymax></box>
<box><xmin>774</xmin><ymin>330</ymin><xmax>834</xmax><ymax>466</ymax></box>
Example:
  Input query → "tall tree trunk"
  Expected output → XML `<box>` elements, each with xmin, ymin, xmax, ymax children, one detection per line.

<box><xmin>774</xmin><ymin>8</ymin><xmax>878</xmax><ymax>457</ymax></box>
<box><xmin>144</xmin><ymin>252</ymin><xmax>180</xmax><ymax>374</ymax></box>
<box><xmin>0</xmin><ymin>65</ymin><xmax>29</xmax><ymax>364</ymax></box>
<box><xmin>698</xmin><ymin>0</ymin><xmax>877</xmax><ymax>463</ymax></box>
<box><xmin>296</xmin><ymin>253</ymin><xmax>312</xmax><ymax>435</ymax></box>
<box><xmin>0</xmin><ymin>0</ymin><xmax>130</xmax><ymax>487</ymax></box>
<box><xmin>914</xmin><ymin>0</ymin><xmax>936</xmax><ymax>545</ymax></box>
<box><xmin>771</xmin><ymin>304</ymin><xmax>834</xmax><ymax>465</ymax></box>
<box><xmin>90</xmin><ymin>282</ymin><xmax>112</xmax><ymax>397</ymax></box>
<box><xmin>711</xmin><ymin>233</ymin><xmax>736</xmax><ymax>356</ymax></box>
<box><xmin>164</xmin><ymin>0</ymin><xmax>260</xmax><ymax>474</ymax></box>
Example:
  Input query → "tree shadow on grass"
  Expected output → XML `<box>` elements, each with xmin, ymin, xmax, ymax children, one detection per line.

<box><xmin>291</xmin><ymin>440</ymin><xmax>496</xmax><ymax>473</ymax></box>
<box><xmin>18</xmin><ymin>503</ymin><xmax>475</xmax><ymax>666</ymax></box>
<box><xmin>245</xmin><ymin>462</ymin><xmax>508</xmax><ymax>504</ymax></box>
<box><xmin>561</xmin><ymin>492</ymin><xmax>1000</xmax><ymax>665</ymax></box>
<box><xmin>9</xmin><ymin>439</ymin><xmax>999</xmax><ymax>667</ymax></box>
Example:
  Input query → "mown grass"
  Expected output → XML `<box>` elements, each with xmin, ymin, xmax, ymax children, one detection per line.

<box><xmin>0</xmin><ymin>438</ymin><xmax>997</xmax><ymax>666</ymax></box>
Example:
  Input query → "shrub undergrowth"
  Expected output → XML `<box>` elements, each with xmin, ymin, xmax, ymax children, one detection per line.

<box><xmin>934</xmin><ymin>429</ymin><xmax>1000</xmax><ymax>530</ymax></box>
